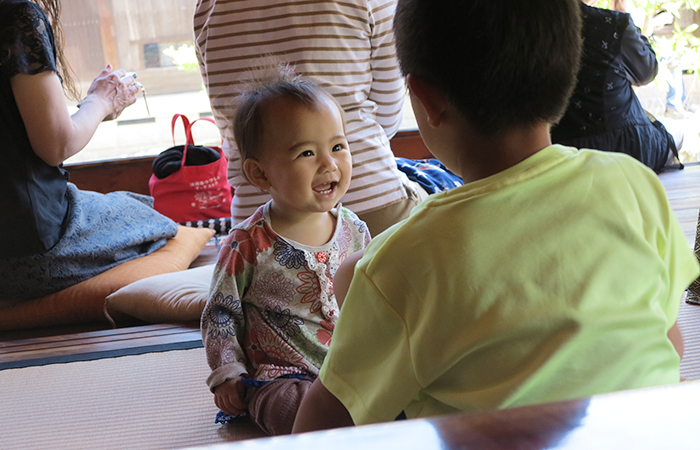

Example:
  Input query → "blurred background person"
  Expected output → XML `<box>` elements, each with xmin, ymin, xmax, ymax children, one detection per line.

<box><xmin>551</xmin><ymin>0</ymin><xmax>681</xmax><ymax>173</ymax></box>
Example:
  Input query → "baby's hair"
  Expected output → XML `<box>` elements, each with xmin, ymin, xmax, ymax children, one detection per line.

<box><xmin>232</xmin><ymin>62</ymin><xmax>340</xmax><ymax>161</ymax></box>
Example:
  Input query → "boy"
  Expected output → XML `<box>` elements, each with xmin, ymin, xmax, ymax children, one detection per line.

<box><xmin>293</xmin><ymin>0</ymin><xmax>700</xmax><ymax>432</ymax></box>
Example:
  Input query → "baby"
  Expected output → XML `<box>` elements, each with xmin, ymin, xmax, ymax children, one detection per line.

<box><xmin>200</xmin><ymin>64</ymin><xmax>371</xmax><ymax>435</ymax></box>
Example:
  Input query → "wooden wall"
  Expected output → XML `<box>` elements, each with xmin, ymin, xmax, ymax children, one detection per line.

<box><xmin>61</xmin><ymin>0</ymin><xmax>201</xmax><ymax>95</ymax></box>
<box><xmin>66</xmin><ymin>130</ymin><xmax>432</xmax><ymax>195</ymax></box>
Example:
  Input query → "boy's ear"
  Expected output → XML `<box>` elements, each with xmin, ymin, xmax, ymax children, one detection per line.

<box><xmin>243</xmin><ymin>158</ymin><xmax>271</xmax><ymax>191</ymax></box>
<box><xmin>407</xmin><ymin>74</ymin><xmax>448</xmax><ymax>127</ymax></box>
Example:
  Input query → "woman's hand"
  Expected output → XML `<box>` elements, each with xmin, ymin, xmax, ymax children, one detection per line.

<box><xmin>83</xmin><ymin>65</ymin><xmax>139</xmax><ymax>121</ymax></box>
<box><xmin>11</xmin><ymin>64</ymin><xmax>141</xmax><ymax>165</ymax></box>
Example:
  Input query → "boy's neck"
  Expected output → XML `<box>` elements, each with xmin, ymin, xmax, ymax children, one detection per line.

<box><xmin>268</xmin><ymin>205</ymin><xmax>337</xmax><ymax>247</ymax></box>
<box><xmin>454</xmin><ymin>122</ymin><xmax>553</xmax><ymax>183</ymax></box>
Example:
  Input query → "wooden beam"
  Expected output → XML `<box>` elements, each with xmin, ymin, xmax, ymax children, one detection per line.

<box><xmin>390</xmin><ymin>129</ymin><xmax>433</xmax><ymax>160</ymax></box>
<box><xmin>66</xmin><ymin>155</ymin><xmax>155</xmax><ymax>195</ymax></box>
<box><xmin>96</xmin><ymin>0</ymin><xmax>120</xmax><ymax>67</ymax></box>
<box><xmin>65</xmin><ymin>130</ymin><xmax>433</xmax><ymax>195</ymax></box>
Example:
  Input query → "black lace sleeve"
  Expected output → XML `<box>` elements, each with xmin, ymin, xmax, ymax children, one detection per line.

<box><xmin>0</xmin><ymin>0</ymin><xmax>58</xmax><ymax>79</ymax></box>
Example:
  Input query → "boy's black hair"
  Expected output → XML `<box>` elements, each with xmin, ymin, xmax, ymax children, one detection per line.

<box><xmin>233</xmin><ymin>62</ymin><xmax>341</xmax><ymax>161</ymax></box>
<box><xmin>394</xmin><ymin>0</ymin><xmax>582</xmax><ymax>136</ymax></box>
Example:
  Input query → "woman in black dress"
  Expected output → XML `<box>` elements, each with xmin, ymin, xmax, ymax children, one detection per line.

<box><xmin>0</xmin><ymin>0</ymin><xmax>177</xmax><ymax>301</ymax></box>
<box><xmin>551</xmin><ymin>0</ymin><xmax>679</xmax><ymax>173</ymax></box>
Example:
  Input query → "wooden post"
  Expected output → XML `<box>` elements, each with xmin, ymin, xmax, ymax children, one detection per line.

<box><xmin>96</xmin><ymin>0</ymin><xmax>120</xmax><ymax>67</ymax></box>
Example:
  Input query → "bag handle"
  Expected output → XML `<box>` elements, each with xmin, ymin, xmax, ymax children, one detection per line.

<box><xmin>171</xmin><ymin>114</ymin><xmax>193</xmax><ymax>169</ymax></box>
<box><xmin>171</xmin><ymin>115</ymin><xmax>221</xmax><ymax>169</ymax></box>
<box><xmin>189</xmin><ymin>117</ymin><xmax>224</xmax><ymax>154</ymax></box>
<box><xmin>171</xmin><ymin>114</ymin><xmax>194</xmax><ymax>147</ymax></box>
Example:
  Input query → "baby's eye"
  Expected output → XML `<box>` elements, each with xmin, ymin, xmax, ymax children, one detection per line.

<box><xmin>332</xmin><ymin>144</ymin><xmax>345</xmax><ymax>152</ymax></box>
<box><xmin>299</xmin><ymin>150</ymin><xmax>314</xmax><ymax>157</ymax></box>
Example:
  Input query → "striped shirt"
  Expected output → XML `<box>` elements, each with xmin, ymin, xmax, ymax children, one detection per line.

<box><xmin>193</xmin><ymin>0</ymin><xmax>408</xmax><ymax>223</ymax></box>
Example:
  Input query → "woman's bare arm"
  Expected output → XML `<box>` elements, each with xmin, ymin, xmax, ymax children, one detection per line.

<box><xmin>11</xmin><ymin>65</ymin><xmax>137</xmax><ymax>166</ymax></box>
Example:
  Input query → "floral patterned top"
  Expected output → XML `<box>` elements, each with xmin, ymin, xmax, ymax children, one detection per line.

<box><xmin>202</xmin><ymin>202</ymin><xmax>371</xmax><ymax>389</ymax></box>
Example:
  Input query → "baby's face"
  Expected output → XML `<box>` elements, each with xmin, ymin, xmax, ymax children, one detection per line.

<box><xmin>257</xmin><ymin>96</ymin><xmax>352</xmax><ymax>217</ymax></box>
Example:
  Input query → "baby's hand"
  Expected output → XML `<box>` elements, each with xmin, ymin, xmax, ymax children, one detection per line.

<box><xmin>214</xmin><ymin>377</ymin><xmax>248</xmax><ymax>416</ymax></box>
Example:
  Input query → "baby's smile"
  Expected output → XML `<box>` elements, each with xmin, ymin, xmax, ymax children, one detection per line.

<box><xmin>313</xmin><ymin>181</ymin><xmax>338</xmax><ymax>195</ymax></box>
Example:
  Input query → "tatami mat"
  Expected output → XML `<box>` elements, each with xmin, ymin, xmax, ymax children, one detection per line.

<box><xmin>0</xmin><ymin>165</ymin><xmax>696</xmax><ymax>450</ymax></box>
<box><xmin>2</xmin><ymin>311</ymin><xmax>700</xmax><ymax>450</ymax></box>
<box><xmin>0</xmin><ymin>348</ymin><xmax>265</xmax><ymax>450</ymax></box>
<box><xmin>679</xmin><ymin>299</ymin><xmax>700</xmax><ymax>381</ymax></box>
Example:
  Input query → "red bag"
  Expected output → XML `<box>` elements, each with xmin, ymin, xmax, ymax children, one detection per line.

<box><xmin>149</xmin><ymin>114</ymin><xmax>232</xmax><ymax>222</ymax></box>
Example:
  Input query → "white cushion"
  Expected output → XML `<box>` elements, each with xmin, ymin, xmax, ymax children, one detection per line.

<box><xmin>105</xmin><ymin>264</ymin><xmax>215</xmax><ymax>323</ymax></box>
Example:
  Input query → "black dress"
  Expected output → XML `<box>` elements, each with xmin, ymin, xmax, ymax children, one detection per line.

<box><xmin>551</xmin><ymin>2</ymin><xmax>676</xmax><ymax>173</ymax></box>
<box><xmin>0</xmin><ymin>0</ymin><xmax>177</xmax><ymax>301</ymax></box>
<box><xmin>0</xmin><ymin>0</ymin><xmax>69</xmax><ymax>257</ymax></box>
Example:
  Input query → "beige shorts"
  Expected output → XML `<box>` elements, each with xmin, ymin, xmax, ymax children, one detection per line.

<box><xmin>357</xmin><ymin>179</ymin><xmax>430</xmax><ymax>237</ymax></box>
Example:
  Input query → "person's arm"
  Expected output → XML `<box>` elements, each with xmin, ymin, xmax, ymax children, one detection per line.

<box><xmin>668</xmin><ymin>320</ymin><xmax>685</xmax><ymax>381</ymax></box>
<box><xmin>11</xmin><ymin>65</ymin><xmax>138</xmax><ymax>166</ymax></box>
<box><xmin>201</xmin><ymin>242</ymin><xmax>251</xmax><ymax>393</ymax></box>
<box><xmin>619</xmin><ymin>15</ymin><xmax>658</xmax><ymax>86</ymax></box>
<box><xmin>668</xmin><ymin>320</ymin><xmax>684</xmax><ymax>361</ymax></box>
<box><xmin>292</xmin><ymin>377</ymin><xmax>354</xmax><ymax>433</ymax></box>
<box><xmin>368</xmin><ymin>0</ymin><xmax>406</xmax><ymax>139</ymax></box>
<box><xmin>334</xmin><ymin>250</ymin><xmax>364</xmax><ymax>310</ymax></box>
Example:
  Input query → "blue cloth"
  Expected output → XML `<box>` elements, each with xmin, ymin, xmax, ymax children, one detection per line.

<box><xmin>395</xmin><ymin>158</ymin><xmax>463</xmax><ymax>194</ymax></box>
<box><xmin>215</xmin><ymin>410</ymin><xmax>240</xmax><ymax>424</ymax></box>
<box><xmin>213</xmin><ymin>374</ymin><xmax>314</xmax><ymax>425</ymax></box>
<box><xmin>0</xmin><ymin>183</ymin><xmax>178</xmax><ymax>300</ymax></box>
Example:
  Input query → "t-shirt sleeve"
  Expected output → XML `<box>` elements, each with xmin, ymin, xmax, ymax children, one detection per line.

<box><xmin>0</xmin><ymin>2</ymin><xmax>58</xmax><ymax>79</ymax></box>
<box><xmin>633</xmin><ymin>164</ymin><xmax>700</xmax><ymax>325</ymax></box>
<box><xmin>320</xmin><ymin>265</ymin><xmax>423</xmax><ymax>425</ymax></box>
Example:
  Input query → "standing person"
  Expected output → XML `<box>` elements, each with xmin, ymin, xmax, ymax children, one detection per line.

<box><xmin>550</xmin><ymin>0</ymin><xmax>680</xmax><ymax>173</ymax></box>
<box><xmin>293</xmin><ymin>0</ymin><xmax>699</xmax><ymax>432</ymax></box>
<box><xmin>650</xmin><ymin>8</ymin><xmax>693</xmax><ymax>119</ymax></box>
<box><xmin>193</xmin><ymin>0</ymin><xmax>430</xmax><ymax>236</ymax></box>
<box><xmin>201</xmin><ymin>66</ymin><xmax>371</xmax><ymax>436</ymax></box>
<box><xmin>0</xmin><ymin>0</ymin><xmax>178</xmax><ymax>301</ymax></box>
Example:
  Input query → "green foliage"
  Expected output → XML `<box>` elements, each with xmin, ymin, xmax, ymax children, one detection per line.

<box><xmin>636</xmin><ymin>1</ymin><xmax>700</xmax><ymax>86</ymax></box>
<box><xmin>162</xmin><ymin>44</ymin><xmax>199</xmax><ymax>73</ymax></box>
<box><xmin>593</xmin><ymin>1</ymin><xmax>700</xmax><ymax>80</ymax></box>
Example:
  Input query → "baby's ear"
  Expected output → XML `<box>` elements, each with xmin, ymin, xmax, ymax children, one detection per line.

<box><xmin>243</xmin><ymin>158</ymin><xmax>271</xmax><ymax>190</ymax></box>
<box><xmin>407</xmin><ymin>74</ymin><xmax>448</xmax><ymax>128</ymax></box>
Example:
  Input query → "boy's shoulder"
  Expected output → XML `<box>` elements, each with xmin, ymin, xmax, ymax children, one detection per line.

<box><xmin>530</xmin><ymin>145</ymin><xmax>658</xmax><ymax>184</ymax></box>
<box><xmin>364</xmin><ymin>146</ymin><xmax>660</xmax><ymax>246</ymax></box>
<box><xmin>575</xmin><ymin>147</ymin><xmax>660</xmax><ymax>179</ymax></box>
<box><xmin>520</xmin><ymin>147</ymin><xmax>664</xmax><ymax>205</ymax></box>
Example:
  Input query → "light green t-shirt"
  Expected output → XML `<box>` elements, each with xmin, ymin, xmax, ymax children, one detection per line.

<box><xmin>320</xmin><ymin>145</ymin><xmax>700</xmax><ymax>425</ymax></box>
